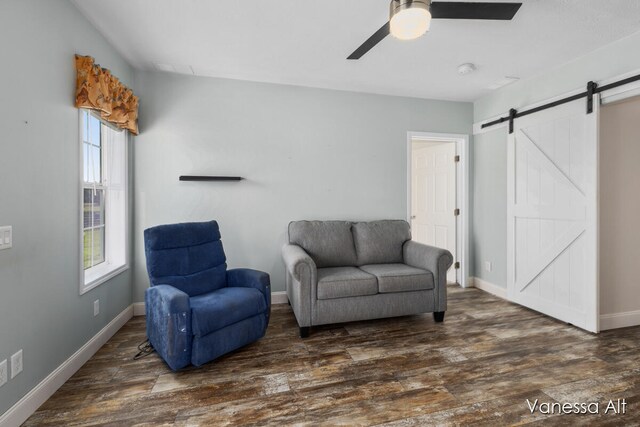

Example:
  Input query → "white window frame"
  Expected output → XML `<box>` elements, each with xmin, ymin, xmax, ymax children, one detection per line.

<box><xmin>78</xmin><ymin>110</ymin><xmax>129</xmax><ymax>295</ymax></box>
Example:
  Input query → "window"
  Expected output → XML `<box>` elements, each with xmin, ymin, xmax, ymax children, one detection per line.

<box><xmin>80</xmin><ymin>110</ymin><xmax>128</xmax><ymax>294</ymax></box>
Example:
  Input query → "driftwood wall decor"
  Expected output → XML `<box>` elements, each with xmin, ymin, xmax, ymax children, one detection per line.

<box><xmin>75</xmin><ymin>55</ymin><xmax>139</xmax><ymax>135</ymax></box>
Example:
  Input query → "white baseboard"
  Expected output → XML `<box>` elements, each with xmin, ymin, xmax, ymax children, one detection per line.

<box><xmin>133</xmin><ymin>302</ymin><xmax>145</xmax><ymax>316</ymax></box>
<box><xmin>0</xmin><ymin>305</ymin><xmax>133</xmax><ymax>427</ymax></box>
<box><xmin>132</xmin><ymin>291</ymin><xmax>289</xmax><ymax>316</ymax></box>
<box><xmin>470</xmin><ymin>276</ymin><xmax>507</xmax><ymax>300</ymax></box>
<box><xmin>471</xmin><ymin>278</ymin><xmax>639</xmax><ymax>331</ymax></box>
<box><xmin>271</xmin><ymin>291</ymin><xmax>288</xmax><ymax>305</ymax></box>
<box><xmin>600</xmin><ymin>310</ymin><xmax>640</xmax><ymax>330</ymax></box>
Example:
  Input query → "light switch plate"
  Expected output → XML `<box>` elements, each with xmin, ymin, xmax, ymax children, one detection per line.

<box><xmin>485</xmin><ymin>261</ymin><xmax>493</xmax><ymax>272</ymax></box>
<box><xmin>11</xmin><ymin>350</ymin><xmax>22</xmax><ymax>379</ymax></box>
<box><xmin>0</xmin><ymin>226</ymin><xmax>11</xmax><ymax>250</ymax></box>
<box><xmin>94</xmin><ymin>300</ymin><xmax>100</xmax><ymax>316</ymax></box>
<box><xmin>0</xmin><ymin>359</ymin><xmax>7</xmax><ymax>387</ymax></box>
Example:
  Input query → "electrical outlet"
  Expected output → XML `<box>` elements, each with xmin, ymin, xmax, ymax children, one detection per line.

<box><xmin>0</xmin><ymin>226</ymin><xmax>12</xmax><ymax>250</ymax></box>
<box><xmin>11</xmin><ymin>350</ymin><xmax>22</xmax><ymax>379</ymax></box>
<box><xmin>0</xmin><ymin>359</ymin><xmax>7</xmax><ymax>387</ymax></box>
<box><xmin>485</xmin><ymin>261</ymin><xmax>493</xmax><ymax>272</ymax></box>
<box><xmin>94</xmin><ymin>300</ymin><xmax>100</xmax><ymax>316</ymax></box>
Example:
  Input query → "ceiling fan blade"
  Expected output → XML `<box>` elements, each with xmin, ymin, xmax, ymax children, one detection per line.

<box><xmin>430</xmin><ymin>2</ymin><xmax>522</xmax><ymax>20</ymax></box>
<box><xmin>347</xmin><ymin>22</ymin><xmax>390</xmax><ymax>60</ymax></box>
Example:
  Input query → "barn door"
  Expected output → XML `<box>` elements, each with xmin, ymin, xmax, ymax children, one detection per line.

<box><xmin>507</xmin><ymin>97</ymin><xmax>599</xmax><ymax>332</ymax></box>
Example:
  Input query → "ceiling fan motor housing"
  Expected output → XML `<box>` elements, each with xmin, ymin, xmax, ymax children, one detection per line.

<box><xmin>390</xmin><ymin>0</ymin><xmax>432</xmax><ymax>40</ymax></box>
<box><xmin>390</xmin><ymin>0</ymin><xmax>432</xmax><ymax>17</ymax></box>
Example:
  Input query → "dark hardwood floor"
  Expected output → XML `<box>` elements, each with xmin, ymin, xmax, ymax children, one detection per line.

<box><xmin>25</xmin><ymin>286</ymin><xmax>640</xmax><ymax>426</ymax></box>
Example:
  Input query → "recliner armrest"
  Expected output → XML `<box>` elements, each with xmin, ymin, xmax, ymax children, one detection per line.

<box><xmin>227</xmin><ymin>268</ymin><xmax>271</xmax><ymax>308</ymax></box>
<box><xmin>146</xmin><ymin>284</ymin><xmax>191</xmax><ymax>314</ymax></box>
<box><xmin>282</xmin><ymin>244</ymin><xmax>317</xmax><ymax>282</ymax></box>
<box><xmin>403</xmin><ymin>240</ymin><xmax>453</xmax><ymax>312</ymax></box>
<box><xmin>145</xmin><ymin>284</ymin><xmax>192</xmax><ymax>371</ymax></box>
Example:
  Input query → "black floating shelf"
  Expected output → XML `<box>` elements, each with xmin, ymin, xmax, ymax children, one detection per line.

<box><xmin>179</xmin><ymin>175</ymin><xmax>243</xmax><ymax>182</ymax></box>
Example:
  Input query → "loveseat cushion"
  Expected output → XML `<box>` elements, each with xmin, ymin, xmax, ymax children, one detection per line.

<box><xmin>352</xmin><ymin>220</ymin><xmax>411</xmax><ymax>266</ymax></box>
<box><xmin>288</xmin><ymin>221</ymin><xmax>357</xmax><ymax>268</ymax></box>
<box><xmin>190</xmin><ymin>287</ymin><xmax>267</xmax><ymax>337</ymax></box>
<box><xmin>317</xmin><ymin>267</ymin><xmax>378</xmax><ymax>300</ymax></box>
<box><xmin>360</xmin><ymin>263</ymin><xmax>434</xmax><ymax>293</ymax></box>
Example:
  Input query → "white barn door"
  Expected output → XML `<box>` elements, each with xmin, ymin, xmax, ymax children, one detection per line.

<box><xmin>507</xmin><ymin>98</ymin><xmax>599</xmax><ymax>332</ymax></box>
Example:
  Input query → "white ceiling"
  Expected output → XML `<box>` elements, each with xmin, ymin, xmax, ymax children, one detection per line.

<box><xmin>72</xmin><ymin>0</ymin><xmax>640</xmax><ymax>102</ymax></box>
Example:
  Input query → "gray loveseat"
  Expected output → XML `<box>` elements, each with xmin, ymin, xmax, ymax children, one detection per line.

<box><xmin>282</xmin><ymin>220</ymin><xmax>453</xmax><ymax>337</ymax></box>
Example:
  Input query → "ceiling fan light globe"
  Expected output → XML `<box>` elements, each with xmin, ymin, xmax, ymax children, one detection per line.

<box><xmin>389</xmin><ymin>1</ymin><xmax>431</xmax><ymax>40</ymax></box>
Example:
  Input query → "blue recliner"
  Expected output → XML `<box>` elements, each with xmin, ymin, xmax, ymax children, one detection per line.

<box><xmin>143</xmin><ymin>220</ymin><xmax>271</xmax><ymax>370</ymax></box>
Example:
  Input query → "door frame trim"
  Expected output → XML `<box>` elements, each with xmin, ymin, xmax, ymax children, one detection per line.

<box><xmin>406</xmin><ymin>131</ymin><xmax>470</xmax><ymax>288</ymax></box>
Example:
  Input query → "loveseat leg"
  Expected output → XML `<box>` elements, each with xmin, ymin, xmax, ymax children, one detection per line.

<box><xmin>433</xmin><ymin>311</ymin><xmax>445</xmax><ymax>323</ymax></box>
<box><xmin>299</xmin><ymin>327</ymin><xmax>310</xmax><ymax>338</ymax></box>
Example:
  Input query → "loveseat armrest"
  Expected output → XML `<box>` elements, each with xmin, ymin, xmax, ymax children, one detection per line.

<box><xmin>403</xmin><ymin>240</ymin><xmax>453</xmax><ymax>312</ymax></box>
<box><xmin>227</xmin><ymin>268</ymin><xmax>272</xmax><ymax>309</ymax></box>
<box><xmin>282</xmin><ymin>244</ymin><xmax>317</xmax><ymax>282</ymax></box>
<box><xmin>282</xmin><ymin>244</ymin><xmax>317</xmax><ymax>328</ymax></box>
<box><xmin>145</xmin><ymin>285</ymin><xmax>192</xmax><ymax>371</ymax></box>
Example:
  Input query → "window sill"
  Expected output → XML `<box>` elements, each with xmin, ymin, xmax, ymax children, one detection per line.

<box><xmin>81</xmin><ymin>263</ymin><xmax>129</xmax><ymax>295</ymax></box>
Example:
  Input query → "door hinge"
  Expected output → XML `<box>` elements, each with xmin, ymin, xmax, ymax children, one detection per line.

<box><xmin>455</xmin><ymin>261</ymin><xmax>460</xmax><ymax>269</ymax></box>
<box><xmin>454</xmin><ymin>155</ymin><xmax>460</xmax><ymax>163</ymax></box>
<box><xmin>454</xmin><ymin>208</ymin><xmax>460</xmax><ymax>216</ymax></box>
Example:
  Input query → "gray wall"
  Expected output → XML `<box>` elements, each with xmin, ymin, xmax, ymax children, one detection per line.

<box><xmin>472</xmin><ymin>30</ymin><xmax>640</xmax><ymax>288</ymax></box>
<box><xmin>471</xmin><ymin>128</ymin><xmax>507</xmax><ymax>285</ymax></box>
<box><xmin>599</xmin><ymin>97</ymin><xmax>640</xmax><ymax>315</ymax></box>
<box><xmin>0</xmin><ymin>0</ymin><xmax>134</xmax><ymax>415</ymax></box>
<box><xmin>132</xmin><ymin>71</ymin><xmax>473</xmax><ymax>301</ymax></box>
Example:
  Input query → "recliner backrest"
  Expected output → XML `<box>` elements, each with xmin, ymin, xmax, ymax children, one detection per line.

<box><xmin>144</xmin><ymin>220</ymin><xmax>227</xmax><ymax>297</ymax></box>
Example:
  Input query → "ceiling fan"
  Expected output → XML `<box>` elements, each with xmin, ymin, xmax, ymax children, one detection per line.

<box><xmin>348</xmin><ymin>0</ymin><xmax>522</xmax><ymax>59</ymax></box>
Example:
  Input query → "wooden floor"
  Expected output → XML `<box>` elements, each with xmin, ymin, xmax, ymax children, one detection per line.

<box><xmin>26</xmin><ymin>286</ymin><xmax>640</xmax><ymax>426</ymax></box>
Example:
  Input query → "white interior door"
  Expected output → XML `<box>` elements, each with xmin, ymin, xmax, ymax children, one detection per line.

<box><xmin>412</xmin><ymin>143</ymin><xmax>457</xmax><ymax>283</ymax></box>
<box><xmin>507</xmin><ymin>97</ymin><xmax>599</xmax><ymax>332</ymax></box>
